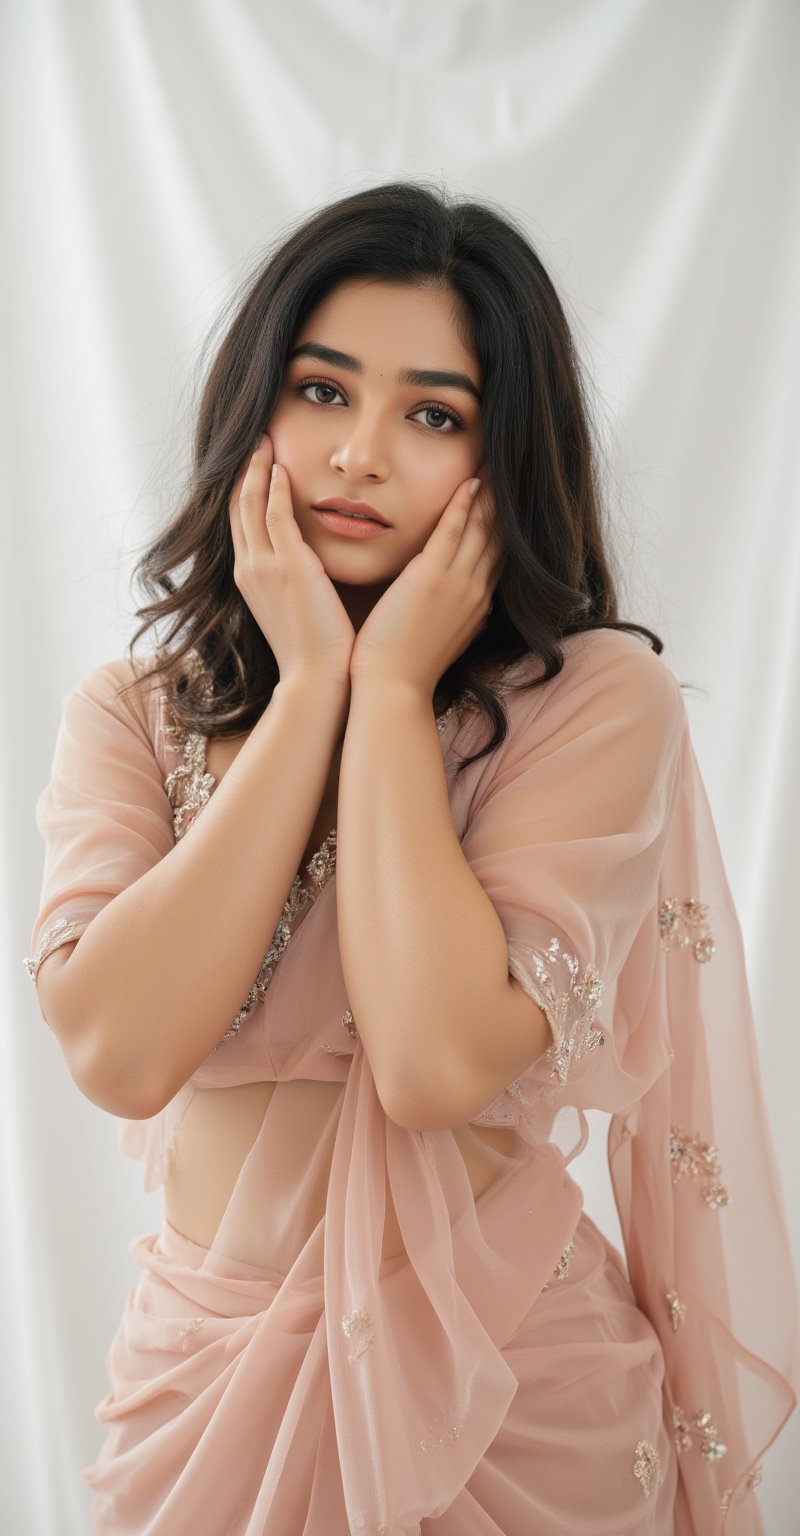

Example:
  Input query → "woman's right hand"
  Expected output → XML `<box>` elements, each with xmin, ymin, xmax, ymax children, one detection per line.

<box><xmin>229</xmin><ymin>433</ymin><xmax>356</xmax><ymax>688</ymax></box>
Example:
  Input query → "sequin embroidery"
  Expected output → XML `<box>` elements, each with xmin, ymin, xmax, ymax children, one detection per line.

<box><xmin>469</xmin><ymin>1071</ymin><xmax>534</xmax><ymax>1128</ymax></box>
<box><xmin>320</xmin><ymin>1008</ymin><xmax>360</xmax><ymax>1056</ymax></box>
<box><xmin>161</xmin><ymin>649</ymin><xmax>217</xmax><ymax>843</ymax></box>
<box><xmin>666</xmin><ymin>1289</ymin><xmax>686</xmax><ymax>1331</ymax></box>
<box><xmin>633</xmin><ymin>1439</ymin><xmax>663</xmax><ymax>1499</ymax></box>
<box><xmin>542</xmin><ymin>1239</ymin><xmax>574</xmax><ymax>1290</ymax></box>
<box><xmin>673</xmin><ymin>1406</ymin><xmax>728</xmax><ymax>1461</ymax></box>
<box><xmin>23</xmin><ymin>916</ymin><xmax>91</xmax><ymax>982</ymax></box>
<box><xmin>508</xmin><ymin>936</ymin><xmax>605</xmax><ymax>1087</ymax></box>
<box><xmin>670</xmin><ymin>1125</ymin><xmax>731</xmax><ymax>1209</ymax></box>
<box><xmin>341</xmin><ymin>1306</ymin><xmax>375</xmax><ymax>1364</ymax></box>
<box><xmin>420</xmin><ymin>1409</ymin><xmax>465</xmax><ymax>1453</ymax></box>
<box><xmin>177</xmin><ymin>1317</ymin><xmax>204</xmax><ymax>1351</ymax></box>
<box><xmin>658</xmin><ymin>896</ymin><xmax>715</xmax><ymax>962</ymax></box>
<box><xmin>720</xmin><ymin>1461</ymin><xmax>763</xmax><ymax>1514</ymax></box>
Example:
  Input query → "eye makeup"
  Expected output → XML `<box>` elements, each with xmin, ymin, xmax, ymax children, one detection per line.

<box><xmin>291</xmin><ymin>376</ymin><xmax>466</xmax><ymax>434</ymax></box>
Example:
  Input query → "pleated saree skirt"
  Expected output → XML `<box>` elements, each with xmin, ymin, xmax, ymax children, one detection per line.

<box><xmin>81</xmin><ymin>1205</ymin><xmax>677</xmax><ymax>1534</ymax></box>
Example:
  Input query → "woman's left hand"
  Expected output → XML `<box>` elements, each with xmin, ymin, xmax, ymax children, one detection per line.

<box><xmin>348</xmin><ymin>474</ymin><xmax>506</xmax><ymax>698</ymax></box>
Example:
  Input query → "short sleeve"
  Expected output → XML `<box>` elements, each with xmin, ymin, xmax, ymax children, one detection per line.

<box><xmin>459</xmin><ymin>633</ymin><xmax>687</xmax><ymax>1128</ymax></box>
<box><xmin>24</xmin><ymin>658</ymin><xmax>175</xmax><ymax>988</ymax></box>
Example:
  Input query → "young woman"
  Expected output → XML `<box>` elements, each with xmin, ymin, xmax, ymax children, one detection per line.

<box><xmin>26</xmin><ymin>181</ymin><xmax>797</xmax><ymax>1535</ymax></box>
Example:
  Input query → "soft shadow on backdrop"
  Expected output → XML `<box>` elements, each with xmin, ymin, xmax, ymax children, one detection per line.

<box><xmin>3</xmin><ymin>1</ymin><xmax>798</xmax><ymax>1532</ymax></box>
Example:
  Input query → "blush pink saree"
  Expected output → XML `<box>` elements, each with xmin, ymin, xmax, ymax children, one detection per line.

<box><xmin>25</xmin><ymin>629</ymin><xmax>798</xmax><ymax>1534</ymax></box>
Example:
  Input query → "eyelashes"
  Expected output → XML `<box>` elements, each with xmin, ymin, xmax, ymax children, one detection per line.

<box><xmin>292</xmin><ymin>376</ymin><xmax>465</xmax><ymax>435</ymax></box>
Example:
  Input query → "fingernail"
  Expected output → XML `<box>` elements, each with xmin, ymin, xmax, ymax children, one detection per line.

<box><xmin>271</xmin><ymin>463</ymin><xmax>278</xmax><ymax>481</ymax></box>
<box><xmin>468</xmin><ymin>478</ymin><xmax>481</xmax><ymax>497</ymax></box>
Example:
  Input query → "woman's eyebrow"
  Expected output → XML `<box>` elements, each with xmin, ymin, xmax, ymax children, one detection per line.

<box><xmin>286</xmin><ymin>341</ymin><xmax>482</xmax><ymax>405</ymax></box>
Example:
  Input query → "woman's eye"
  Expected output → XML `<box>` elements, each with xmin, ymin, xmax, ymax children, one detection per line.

<box><xmin>293</xmin><ymin>378</ymin><xmax>464</xmax><ymax>435</ymax></box>
<box><xmin>408</xmin><ymin>405</ymin><xmax>463</xmax><ymax>434</ymax></box>
<box><xmin>295</xmin><ymin>380</ymin><xmax>343</xmax><ymax>406</ymax></box>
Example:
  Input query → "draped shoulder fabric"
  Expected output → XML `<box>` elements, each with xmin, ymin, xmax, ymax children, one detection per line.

<box><xmin>25</xmin><ymin>631</ymin><xmax>798</xmax><ymax>1535</ymax></box>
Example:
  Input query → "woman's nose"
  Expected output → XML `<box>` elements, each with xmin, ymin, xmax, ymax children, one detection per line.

<box><xmin>330</xmin><ymin>421</ymin><xmax>389</xmax><ymax>481</ymax></box>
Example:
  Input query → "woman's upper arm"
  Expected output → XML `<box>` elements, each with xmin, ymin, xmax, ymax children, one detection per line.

<box><xmin>35</xmin><ymin>939</ymin><xmax>81</xmax><ymax>1033</ymax></box>
<box><xmin>25</xmin><ymin>657</ymin><xmax>174</xmax><ymax>1047</ymax></box>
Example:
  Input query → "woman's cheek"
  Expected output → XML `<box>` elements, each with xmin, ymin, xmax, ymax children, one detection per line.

<box><xmin>262</xmin><ymin>406</ymin><xmax>290</xmax><ymax>459</ymax></box>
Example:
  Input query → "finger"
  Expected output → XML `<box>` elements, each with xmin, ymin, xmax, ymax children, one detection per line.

<box><xmin>453</xmin><ymin>481</ymin><xmax>503</xmax><ymax>578</ymax></box>
<box><xmin>228</xmin><ymin>455</ymin><xmax>256</xmax><ymax>553</ymax></box>
<box><xmin>237</xmin><ymin>435</ymin><xmax>274</xmax><ymax>553</ymax></box>
<box><xmin>424</xmin><ymin>478</ymin><xmax>483</xmax><ymax>571</ymax></box>
<box><xmin>264</xmin><ymin>462</ymin><xmax>306</xmax><ymax>557</ymax></box>
<box><xmin>470</xmin><ymin>519</ymin><xmax>506</xmax><ymax>584</ymax></box>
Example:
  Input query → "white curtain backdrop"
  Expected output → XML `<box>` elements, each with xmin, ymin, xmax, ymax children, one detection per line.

<box><xmin>3</xmin><ymin>1</ymin><xmax>797</xmax><ymax>1531</ymax></box>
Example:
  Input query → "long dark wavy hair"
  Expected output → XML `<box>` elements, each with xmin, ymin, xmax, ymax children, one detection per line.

<box><xmin>116</xmin><ymin>177</ymin><xmax>677</xmax><ymax>776</ymax></box>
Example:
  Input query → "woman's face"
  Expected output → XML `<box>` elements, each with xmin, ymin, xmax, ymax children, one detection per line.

<box><xmin>265</xmin><ymin>277</ymin><xmax>485</xmax><ymax>621</ymax></box>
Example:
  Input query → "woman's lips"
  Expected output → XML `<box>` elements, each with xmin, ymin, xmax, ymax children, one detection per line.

<box><xmin>311</xmin><ymin>508</ymin><xmax>390</xmax><ymax>539</ymax></box>
<box><xmin>313</xmin><ymin>496</ymin><xmax>388</xmax><ymax>522</ymax></box>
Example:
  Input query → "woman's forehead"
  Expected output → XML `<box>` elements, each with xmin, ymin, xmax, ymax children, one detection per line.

<box><xmin>290</xmin><ymin>281</ymin><xmax>481</xmax><ymax>395</ymax></box>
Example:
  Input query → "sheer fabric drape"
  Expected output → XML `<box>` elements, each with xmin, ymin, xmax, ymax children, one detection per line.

<box><xmin>25</xmin><ymin>631</ymin><xmax>798</xmax><ymax>1533</ymax></box>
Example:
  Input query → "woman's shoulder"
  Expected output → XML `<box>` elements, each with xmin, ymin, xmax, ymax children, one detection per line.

<box><xmin>490</xmin><ymin>628</ymin><xmax>686</xmax><ymax>740</ymax></box>
<box><xmin>71</xmin><ymin>651</ymin><xmax>170</xmax><ymax>742</ymax></box>
<box><xmin>524</xmin><ymin>626</ymin><xmax>682</xmax><ymax>695</ymax></box>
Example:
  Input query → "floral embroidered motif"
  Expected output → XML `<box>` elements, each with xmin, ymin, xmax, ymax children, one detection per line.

<box><xmin>177</xmin><ymin>1317</ymin><xmax>204</xmax><ymax>1351</ymax></box>
<box><xmin>720</xmin><ymin>1462</ymin><xmax>763</xmax><ymax>1514</ymax></box>
<box><xmin>508</xmin><ymin>936</ymin><xmax>605</xmax><ymax>1088</ymax></box>
<box><xmin>341</xmin><ymin>1305</ymin><xmax>375</xmax><ymax>1364</ymax></box>
<box><xmin>658</xmin><ymin>896</ymin><xmax>715</xmax><ymax>962</ymax></box>
<box><xmin>420</xmin><ymin>1409</ymin><xmax>465</xmax><ymax>1453</ymax></box>
<box><xmin>435</xmin><ymin>699</ymin><xmax>462</xmax><ymax>734</ymax></box>
<box><xmin>542</xmin><ymin>1239</ymin><xmax>574</xmax><ymax>1290</ymax></box>
<box><xmin>23</xmin><ymin>916</ymin><xmax>91</xmax><ymax>982</ymax></box>
<box><xmin>666</xmin><ymin>1289</ymin><xmax>687</xmax><ymax>1331</ymax></box>
<box><xmin>341</xmin><ymin>1007</ymin><xmax>358</xmax><ymax>1039</ymax></box>
<box><xmin>673</xmin><ymin>1405</ymin><xmax>728</xmax><ymax>1461</ymax></box>
<box><xmin>161</xmin><ymin>649</ymin><xmax>217</xmax><ymax>842</ymax></box>
<box><xmin>321</xmin><ymin>1008</ymin><xmax>360</xmax><ymax>1055</ymax></box>
<box><xmin>470</xmin><ymin>1072</ymin><xmax>532</xmax><ymax>1128</ymax></box>
<box><xmin>670</xmin><ymin>1126</ymin><xmax>731</xmax><ymax>1210</ymax></box>
<box><xmin>633</xmin><ymin>1439</ymin><xmax>663</xmax><ymax>1499</ymax></box>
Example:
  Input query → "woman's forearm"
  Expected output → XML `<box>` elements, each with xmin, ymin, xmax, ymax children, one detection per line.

<box><xmin>335</xmin><ymin>676</ymin><xmax>529</xmax><ymax>1129</ymax></box>
<box><xmin>65</xmin><ymin>674</ymin><xmax>350</xmax><ymax>1118</ymax></box>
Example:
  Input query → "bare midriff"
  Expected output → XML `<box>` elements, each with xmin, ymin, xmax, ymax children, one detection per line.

<box><xmin>162</xmin><ymin>1079</ymin><xmax>519</xmax><ymax>1261</ymax></box>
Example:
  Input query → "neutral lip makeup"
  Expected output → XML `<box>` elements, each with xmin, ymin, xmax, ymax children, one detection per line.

<box><xmin>312</xmin><ymin>496</ymin><xmax>391</xmax><ymax>525</ymax></box>
<box><xmin>311</xmin><ymin>507</ymin><xmax>391</xmax><ymax>539</ymax></box>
